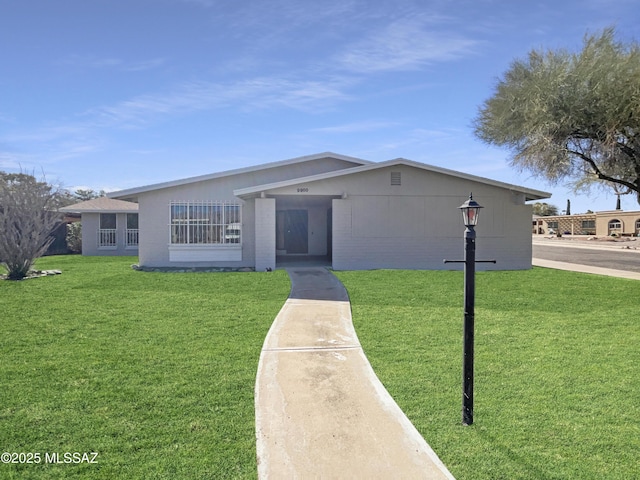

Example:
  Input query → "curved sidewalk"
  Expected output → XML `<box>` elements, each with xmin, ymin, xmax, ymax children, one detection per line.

<box><xmin>255</xmin><ymin>267</ymin><xmax>454</xmax><ymax>479</ymax></box>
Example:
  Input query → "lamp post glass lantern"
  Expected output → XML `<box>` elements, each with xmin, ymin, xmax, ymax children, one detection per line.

<box><xmin>459</xmin><ymin>194</ymin><xmax>483</xmax><ymax>227</ymax></box>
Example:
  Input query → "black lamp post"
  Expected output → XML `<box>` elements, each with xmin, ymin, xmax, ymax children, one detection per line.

<box><xmin>445</xmin><ymin>193</ymin><xmax>495</xmax><ymax>426</ymax></box>
<box><xmin>459</xmin><ymin>194</ymin><xmax>482</xmax><ymax>426</ymax></box>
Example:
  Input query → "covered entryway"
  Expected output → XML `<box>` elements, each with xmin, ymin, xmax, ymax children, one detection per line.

<box><xmin>274</xmin><ymin>195</ymin><xmax>337</xmax><ymax>267</ymax></box>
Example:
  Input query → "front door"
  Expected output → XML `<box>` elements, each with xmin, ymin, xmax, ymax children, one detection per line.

<box><xmin>284</xmin><ymin>210</ymin><xmax>308</xmax><ymax>254</ymax></box>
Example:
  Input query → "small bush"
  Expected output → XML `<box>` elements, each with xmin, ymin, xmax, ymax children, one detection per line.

<box><xmin>66</xmin><ymin>222</ymin><xmax>82</xmax><ymax>253</ymax></box>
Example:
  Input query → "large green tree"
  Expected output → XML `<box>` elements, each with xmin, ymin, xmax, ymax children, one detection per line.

<box><xmin>474</xmin><ymin>28</ymin><xmax>640</xmax><ymax>203</ymax></box>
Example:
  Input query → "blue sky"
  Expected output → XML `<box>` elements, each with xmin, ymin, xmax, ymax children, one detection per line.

<box><xmin>1</xmin><ymin>0</ymin><xmax>638</xmax><ymax>213</ymax></box>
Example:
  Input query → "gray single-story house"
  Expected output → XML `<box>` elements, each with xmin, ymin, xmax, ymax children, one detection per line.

<box><xmin>104</xmin><ymin>152</ymin><xmax>550</xmax><ymax>271</ymax></box>
<box><xmin>60</xmin><ymin>197</ymin><xmax>139</xmax><ymax>256</ymax></box>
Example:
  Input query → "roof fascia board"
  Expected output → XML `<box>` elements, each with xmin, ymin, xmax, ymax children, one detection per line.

<box><xmin>59</xmin><ymin>206</ymin><xmax>139</xmax><ymax>213</ymax></box>
<box><xmin>59</xmin><ymin>198</ymin><xmax>139</xmax><ymax>213</ymax></box>
<box><xmin>108</xmin><ymin>152</ymin><xmax>372</xmax><ymax>199</ymax></box>
<box><xmin>235</xmin><ymin>158</ymin><xmax>551</xmax><ymax>200</ymax></box>
<box><xmin>389</xmin><ymin>158</ymin><xmax>551</xmax><ymax>200</ymax></box>
<box><xmin>234</xmin><ymin>164</ymin><xmax>372</xmax><ymax>197</ymax></box>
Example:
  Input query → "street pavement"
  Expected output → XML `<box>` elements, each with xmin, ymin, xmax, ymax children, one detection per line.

<box><xmin>532</xmin><ymin>235</ymin><xmax>640</xmax><ymax>280</ymax></box>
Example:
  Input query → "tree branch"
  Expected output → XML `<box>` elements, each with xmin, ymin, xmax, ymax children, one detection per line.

<box><xmin>567</xmin><ymin>148</ymin><xmax>640</xmax><ymax>192</ymax></box>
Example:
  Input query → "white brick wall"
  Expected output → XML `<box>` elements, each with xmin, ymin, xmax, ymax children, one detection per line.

<box><xmin>255</xmin><ymin>198</ymin><xmax>276</xmax><ymax>271</ymax></box>
<box><xmin>332</xmin><ymin>195</ymin><xmax>533</xmax><ymax>271</ymax></box>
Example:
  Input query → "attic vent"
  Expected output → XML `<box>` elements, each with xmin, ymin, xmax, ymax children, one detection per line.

<box><xmin>390</xmin><ymin>171</ymin><xmax>401</xmax><ymax>185</ymax></box>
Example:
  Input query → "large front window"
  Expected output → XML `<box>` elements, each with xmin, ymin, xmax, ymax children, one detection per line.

<box><xmin>582</xmin><ymin>220</ymin><xmax>595</xmax><ymax>229</ymax></box>
<box><xmin>170</xmin><ymin>202</ymin><xmax>241</xmax><ymax>245</ymax></box>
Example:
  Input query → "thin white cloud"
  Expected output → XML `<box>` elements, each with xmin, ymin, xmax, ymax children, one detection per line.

<box><xmin>311</xmin><ymin>120</ymin><xmax>400</xmax><ymax>134</ymax></box>
<box><xmin>336</xmin><ymin>16</ymin><xmax>479</xmax><ymax>73</ymax></box>
<box><xmin>0</xmin><ymin>73</ymin><xmax>357</xmax><ymax>167</ymax></box>
<box><xmin>0</xmin><ymin>123</ymin><xmax>104</xmax><ymax>170</ymax></box>
<box><xmin>0</xmin><ymin>151</ymin><xmax>26</xmax><ymax>170</ymax></box>
<box><xmin>222</xmin><ymin>0</ymin><xmax>366</xmax><ymax>34</ymax></box>
<box><xmin>123</xmin><ymin>58</ymin><xmax>166</xmax><ymax>72</ymax></box>
<box><xmin>1</xmin><ymin>125</ymin><xmax>91</xmax><ymax>144</ymax></box>
<box><xmin>57</xmin><ymin>55</ymin><xmax>166</xmax><ymax>72</ymax></box>
<box><xmin>90</xmin><ymin>75</ymin><xmax>355</xmax><ymax>127</ymax></box>
<box><xmin>176</xmin><ymin>0</ymin><xmax>217</xmax><ymax>7</ymax></box>
<box><xmin>48</xmin><ymin>142</ymin><xmax>101</xmax><ymax>161</ymax></box>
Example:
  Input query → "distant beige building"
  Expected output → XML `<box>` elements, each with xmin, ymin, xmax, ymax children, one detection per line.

<box><xmin>534</xmin><ymin>210</ymin><xmax>640</xmax><ymax>236</ymax></box>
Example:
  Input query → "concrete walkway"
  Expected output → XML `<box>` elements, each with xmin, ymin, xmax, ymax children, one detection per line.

<box><xmin>255</xmin><ymin>267</ymin><xmax>454</xmax><ymax>479</ymax></box>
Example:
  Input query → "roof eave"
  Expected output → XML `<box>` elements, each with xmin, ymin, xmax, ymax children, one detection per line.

<box><xmin>109</xmin><ymin>152</ymin><xmax>372</xmax><ymax>199</ymax></box>
<box><xmin>235</xmin><ymin>158</ymin><xmax>552</xmax><ymax>200</ymax></box>
<box><xmin>59</xmin><ymin>208</ymin><xmax>138</xmax><ymax>214</ymax></box>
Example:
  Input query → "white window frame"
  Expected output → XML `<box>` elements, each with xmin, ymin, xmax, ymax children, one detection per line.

<box><xmin>125</xmin><ymin>213</ymin><xmax>139</xmax><ymax>248</ymax></box>
<box><xmin>168</xmin><ymin>202</ymin><xmax>242</xmax><ymax>262</ymax></box>
<box><xmin>608</xmin><ymin>219</ymin><xmax>622</xmax><ymax>235</ymax></box>
<box><xmin>98</xmin><ymin>213</ymin><xmax>117</xmax><ymax>249</ymax></box>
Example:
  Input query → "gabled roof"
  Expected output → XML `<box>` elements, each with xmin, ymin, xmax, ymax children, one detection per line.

<box><xmin>108</xmin><ymin>152</ymin><xmax>371</xmax><ymax>199</ymax></box>
<box><xmin>234</xmin><ymin>158</ymin><xmax>551</xmax><ymax>201</ymax></box>
<box><xmin>59</xmin><ymin>197</ymin><xmax>139</xmax><ymax>213</ymax></box>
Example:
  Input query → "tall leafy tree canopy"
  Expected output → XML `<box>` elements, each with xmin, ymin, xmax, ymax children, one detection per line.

<box><xmin>532</xmin><ymin>202</ymin><xmax>559</xmax><ymax>216</ymax></box>
<box><xmin>73</xmin><ymin>188</ymin><xmax>106</xmax><ymax>202</ymax></box>
<box><xmin>474</xmin><ymin>28</ymin><xmax>640</xmax><ymax>203</ymax></box>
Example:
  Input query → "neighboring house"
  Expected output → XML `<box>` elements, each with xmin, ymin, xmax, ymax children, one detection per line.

<box><xmin>60</xmin><ymin>197</ymin><xmax>139</xmax><ymax>256</ymax></box>
<box><xmin>533</xmin><ymin>213</ymin><xmax>597</xmax><ymax>235</ymax></box>
<box><xmin>107</xmin><ymin>152</ymin><xmax>549</xmax><ymax>271</ymax></box>
<box><xmin>534</xmin><ymin>210</ymin><xmax>640</xmax><ymax>236</ymax></box>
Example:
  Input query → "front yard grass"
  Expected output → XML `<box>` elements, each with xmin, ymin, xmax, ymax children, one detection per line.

<box><xmin>0</xmin><ymin>255</ymin><xmax>290</xmax><ymax>479</ymax></box>
<box><xmin>3</xmin><ymin>257</ymin><xmax>638</xmax><ymax>479</ymax></box>
<box><xmin>335</xmin><ymin>268</ymin><xmax>639</xmax><ymax>480</ymax></box>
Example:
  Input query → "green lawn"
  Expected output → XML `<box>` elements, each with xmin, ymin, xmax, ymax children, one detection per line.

<box><xmin>335</xmin><ymin>268</ymin><xmax>640</xmax><ymax>480</ymax></box>
<box><xmin>3</xmin><ymin>258</ymin><xmax>638</xmax><ymax>479</ymax></box>
<box><xmin>0</xmin><ymin>256</ymin><xmax>290</xmax><ymax>479</ymax></box>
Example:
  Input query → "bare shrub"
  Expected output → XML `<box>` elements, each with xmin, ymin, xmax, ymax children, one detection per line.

<box><xmin>0</xmin><ymin>171</ymin><xmax>63</xmax><ymax>280</ymax></box>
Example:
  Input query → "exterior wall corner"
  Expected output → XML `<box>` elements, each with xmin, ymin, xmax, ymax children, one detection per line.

<box><xmin>255</xmin><ymin>198</ymin><xmax>276</xmax><ymax>271</ymax></box>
